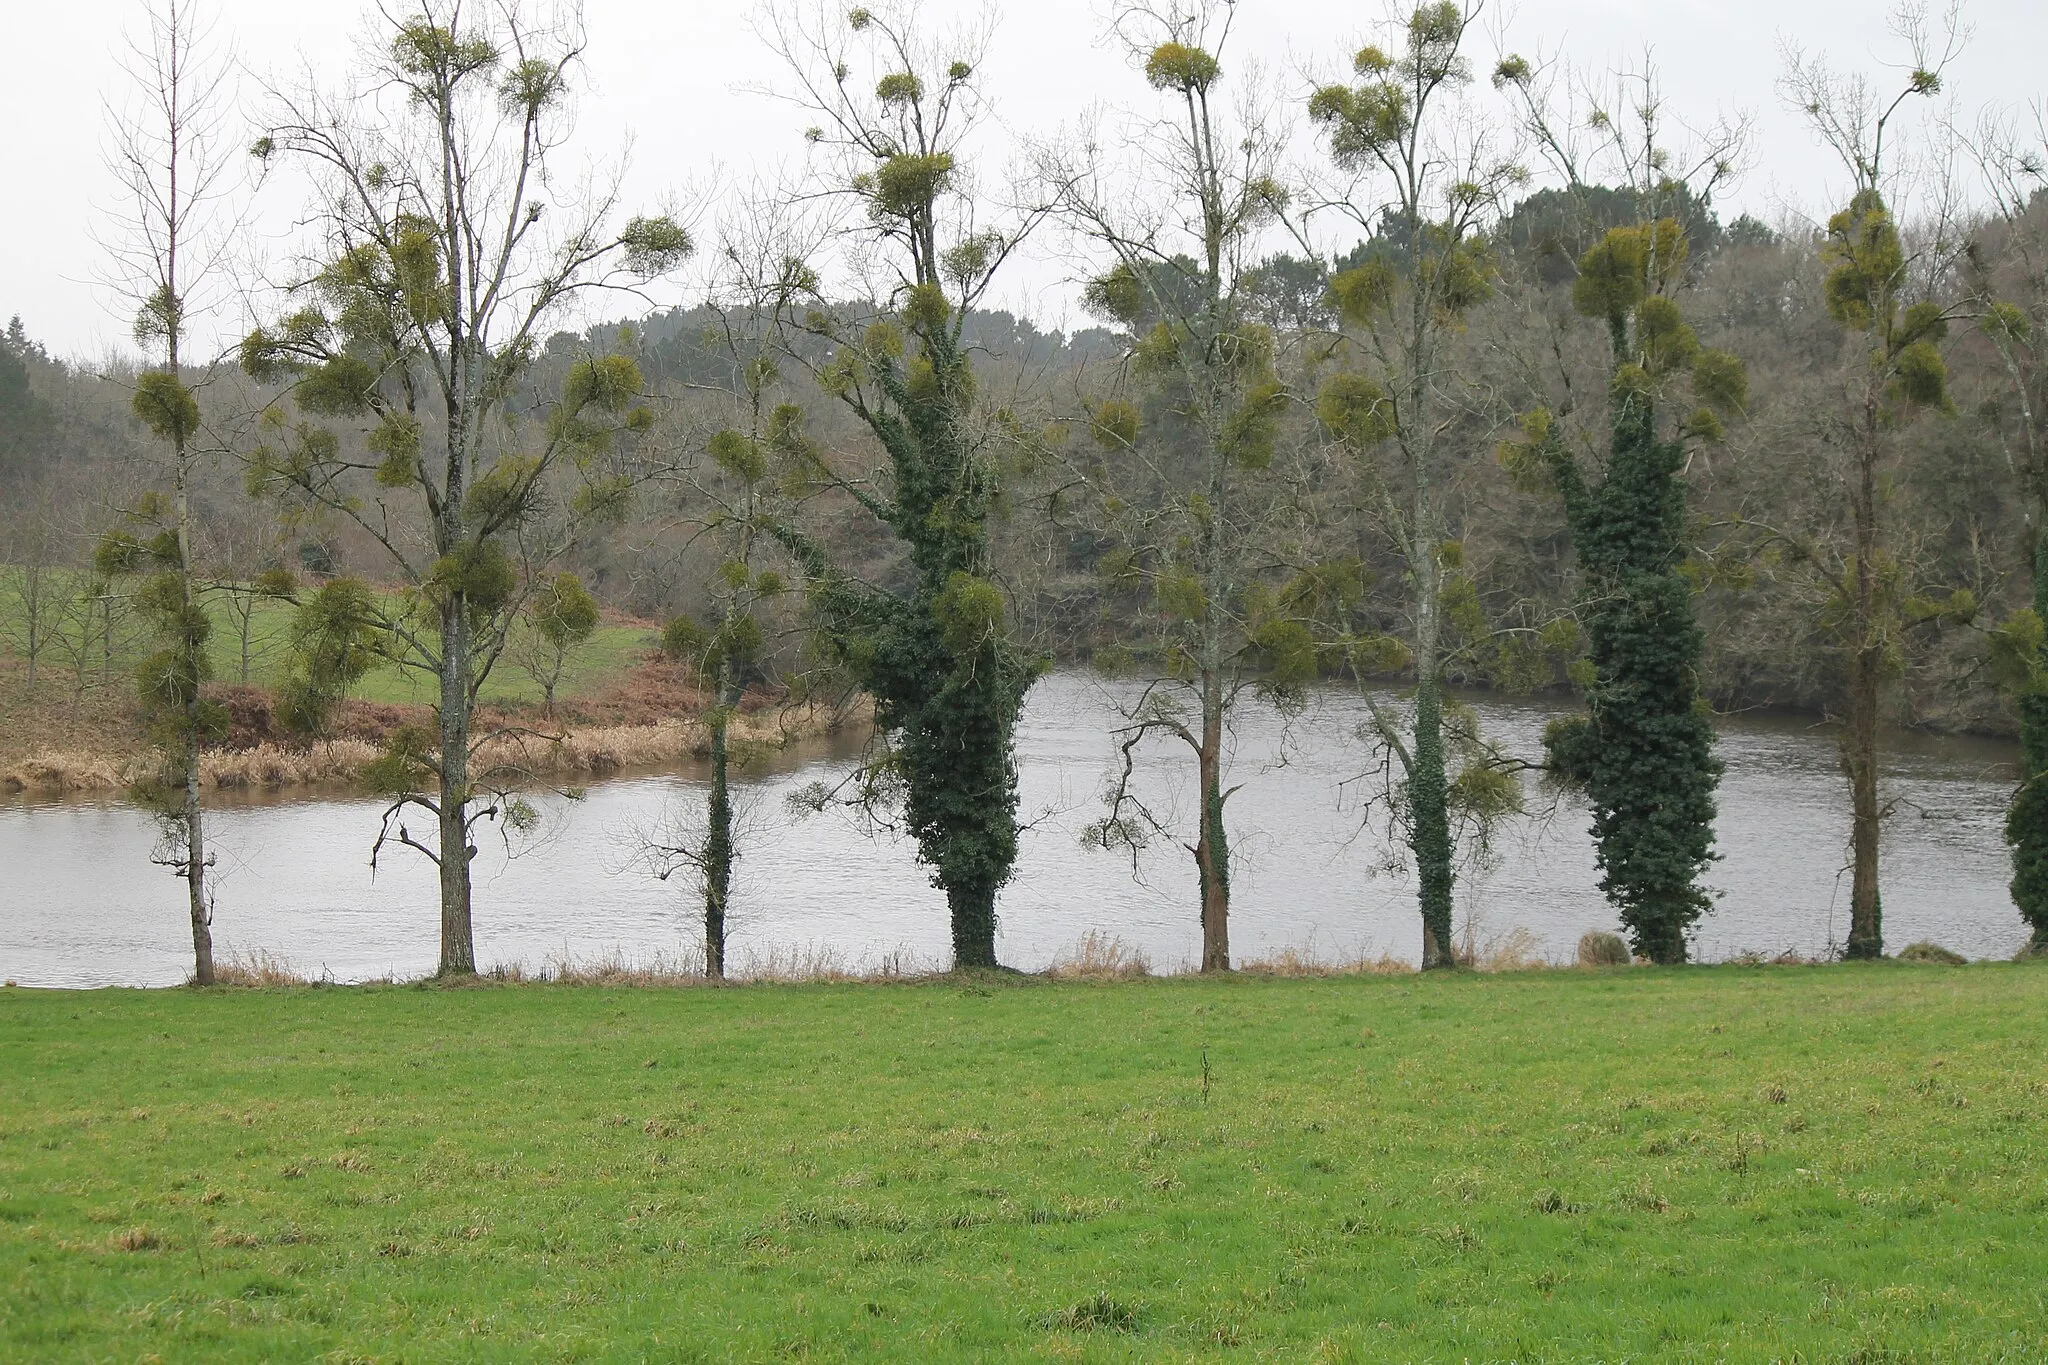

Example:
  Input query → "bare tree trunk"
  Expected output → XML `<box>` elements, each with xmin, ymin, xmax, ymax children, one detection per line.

<box><xmin>703</xmin><ymin>662</ymin><xmax>734</xmax><ymax>980</ymax></box>
<box><xmin>182</xmin><ymin>724</ymin><xmax>213</xmax><ymax>984</ymax></box>
<box><xmin>238</xmin><ymin>593</ymin><xmax>254</xmax><ymax>685</ymax></box>
<box><xmin>174</xmin><ymin>449</ymin><xmax>213</xmax><ymax>986</ymax></box>
<box><xmin>1843</xmin><ymin>643</ymin><xmax>1884</xmax><ymax>958</ymax></box>
<box><xmin>437</xmin><ymin>594</ymin><xmax>476</xmax><ymax>976</ymax></box>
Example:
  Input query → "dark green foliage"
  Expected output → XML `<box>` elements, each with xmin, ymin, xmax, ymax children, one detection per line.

<box><xmin>776</xmin><ymin>317</ymin><xmax>1038</xmax><ymax>969</ymax></box>
<box><xmin>0</xmin><ymin>317</ymin><xmax>56</xmax><ymax>475</ymax></box>
<box><xmin>1528</xmin><ymin>225</ymin><xmax>1726</xmax><ymax>965</ymax></box>
<box><xmin>2006</xmin><ymin>545</ymin><xmax>2048</xmax><ymax>952</ymax></box>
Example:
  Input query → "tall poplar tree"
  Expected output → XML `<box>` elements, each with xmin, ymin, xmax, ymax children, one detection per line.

<box><xmin>1780</xmin><ymin>15</ymin><xmax>1967</xmax><ymax>959</ymax></box>
<box><xmin>96</xmin><ymin>0</ymin><xmax>238</xmax><ymax>985</ymax></box>
<box><xmin>1307</xmin><ymin>1</ymin><xmax>1524</xmax><ymax>968</ymax></box>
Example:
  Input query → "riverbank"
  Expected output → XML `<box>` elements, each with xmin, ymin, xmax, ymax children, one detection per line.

<box><xmin>1</xmin><ymin>964</ymin><xmax>2041</xmax><ymax>1360</ymax></box>
<box><xmin>0</xmin><ymin>652</ymin><xmax>862</xmax><ymax>797</ymax></box>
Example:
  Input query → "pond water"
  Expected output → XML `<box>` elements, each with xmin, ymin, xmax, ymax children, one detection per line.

<box><xmin>0</xmin><ymin>672</ymin><xmax>2032</xmax><ymax>987</ymax></box>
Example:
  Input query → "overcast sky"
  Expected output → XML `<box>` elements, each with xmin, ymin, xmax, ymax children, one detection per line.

<box><xmin>2</xmin><ymin>0</ymin><xmax>2042</xmax><ymax>360</ymax></box>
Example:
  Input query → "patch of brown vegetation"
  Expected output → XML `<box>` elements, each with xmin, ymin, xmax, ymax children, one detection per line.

<box><xmin>1237</xmin><ymin>947</ymin><xmax>1415</xmax><ymax>977</ymax></box>
<box><xmin>2</xmin><ymin>651</ymin><xmax>866</xmax><ymax>796</ymax></box>
<box><xmin>1045</xmin><ymin>931</ymin><xmax>1151</xmax><ymax>980</ymax></box>
<box><xmin>0</xmin><ymin>658</ymin><xmax>143</xmax><ymax>776</ymax></box>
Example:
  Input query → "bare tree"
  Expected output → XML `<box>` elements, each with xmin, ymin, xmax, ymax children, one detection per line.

<box><xmin>242</xmin><ymin>0</ymin><xmax>691</xmax><ymax>975</ymax></box>
<box><xmin>1967</xmin><ymin>98</ymin><xmax>2048</xmax><ymax>951</ymax></box>
<box><xmin>96</xmin><ymin>0</ymin><xmax>240</xmax><ymax>985</ymax></box>
<box><xmin>1037</xmin><ymin>0</ymin><xmax>1329</xmax><ymax>972</ymax></box>
<box><xmin>1775</xmin><ymin>2</ymin><xmax>1973</xmax><ymax>958</ymax></box>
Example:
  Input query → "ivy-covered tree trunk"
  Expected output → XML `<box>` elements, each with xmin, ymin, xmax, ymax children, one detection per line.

<box><xmin>1410</xmin><ymin>670</ymin><xmax>1456</xmax><ymax>969</ymax></box>
<box><xmin>703</xmin><ymin>660</ymin><xmax>736</xmax><ymax>980</ymax></box>
<box><xmin>898</xmin><ymin>638</ymin><xmax>1024</xmax><ymax>971</ymax></box>
<box><xmin>1195</xmin><ymin>673</ymin><xmax>1230</xmax><ymax>972</ymax></box>
<box><xmin>1409</xmin><ymin>458</ymin><xmax>1457</xmax><ymax>971</ymax></box>
<box><xmin>2007</xmin><ymin>532</ymin><xmax>2048</xmax><ymax>952</ymax></box>
<box><xmin>1842</xmin><ymin>403</ymin><xmax>1885</xmax><ymax>960</ymax></box>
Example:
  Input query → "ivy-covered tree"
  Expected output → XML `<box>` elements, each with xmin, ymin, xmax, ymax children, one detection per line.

<box><xmin>1501</xmin><ymin>217</ymin><xmax>1747</xmax><ymax>962</ymax></box>
<box><xmin>1971</xmin><ymin>111</ymin><xmax>2048</xmax><ymax>954</ymax></box>
<box><xmin>645</xmin><ymin>261</ymin><xmax>797</xmax><ymax>980</ymax></box>
<box><xmin>754</xmin><ymin>1</ymin><xmax>1041</xmax><ymax>970</ymax></box>
<box><xmin>1307</xmin><ymin>1</ymin><xmax>1527</xmax><ymax>969</ymax></box>
<box><xmin>1038</xmin><ymin>0</ymin><xmax>1331</xmax><ymax>972</ymax></box>
<box><xmin>1494</xmin><ymin>65</ymin><xmax>1748</xmax><ymax>963</ymax></box>
<box><xmin>1776</xmin><ymin>19</ymin><xmax>1970</xmax><ymax>958</ymax></box>
<box><xmin>241</xmin><ymin>0</ymin><xmax>689</xmax><ymax>975</ymax></box>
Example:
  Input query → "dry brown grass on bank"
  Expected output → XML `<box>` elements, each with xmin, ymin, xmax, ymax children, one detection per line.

<box><xmin>486</xmin><ymin>942</ymin><xmax>937</xmax><ymax>986</ymax></box>
<box><xmin>1</xmin><ymin>698</ymin><xmax>860</xmax><ymax>796</ymax></box>
<box><xmin>1237</xmin><ymin>945</ymin><xmax>1416</xmax><ymax>977</ymax></box>
<box><xmin>1045</xmin><ymin>931</ymin><xmax>1152</xmax><ymax>980</ymax></box>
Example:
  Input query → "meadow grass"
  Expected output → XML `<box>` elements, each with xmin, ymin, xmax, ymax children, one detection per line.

<box><xmin>1</xmin><ymin>964</ymin><xmax>2044</xmax><ymax>1361</ymax></box>
<box><xmin>0</xmin><ymin>564</ymin><xmax>658</xmax><ymax>710</ymax></box>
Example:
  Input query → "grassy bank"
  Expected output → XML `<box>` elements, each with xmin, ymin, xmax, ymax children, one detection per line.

<box><xmin>2</xmin><ymin>966</ymin><xmax>2044</xmax><ymax>1361</ymax></box>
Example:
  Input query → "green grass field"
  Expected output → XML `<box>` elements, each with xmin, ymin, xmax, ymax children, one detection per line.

<box><xmin>3</xmin><ymin>965</ymin><xmax>2044</xmax><ymax>1361</ymax></box>
<box><xmin>0</xmin><ymin>565</ymin><xmax>655</xmax><ymax>711</ymax></box>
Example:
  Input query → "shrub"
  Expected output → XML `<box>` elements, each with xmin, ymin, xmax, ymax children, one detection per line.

<box><xmin>1577</xmin><ymin>931</ymin><xmax>1631</xmax><ymax>967</ymax></box>
<box><xmin>1896</xmin><ymin>941</ymin><xmax>1966</xmax><ymax>965</ymax></box>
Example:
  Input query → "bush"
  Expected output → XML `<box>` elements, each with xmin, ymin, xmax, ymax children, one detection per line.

<box><xmin>1896</xmin><ymin>941</ymin><xmax>1966</xmax><ymax>965</ymax></box>
<box><xmin>1577</xmin><ymin>931</ymin><xmax>1631</xmax><ymax>967</ymax></box>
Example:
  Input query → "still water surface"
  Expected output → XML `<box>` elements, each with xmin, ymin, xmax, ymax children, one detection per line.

<box><xmin>0</xmin><ymin>673</ymin><xmax>2031</xmax><ymax>986</ymax></box>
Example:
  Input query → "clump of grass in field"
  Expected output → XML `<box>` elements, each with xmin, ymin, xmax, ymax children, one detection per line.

<box><xmin>1237</xmin><ymin>944</ymin><xmax>1412</xmax><ymax>976</ymax></box>
<box><xmin>1041</xmin><ymin>1293</ymin><xmax>1139</xmax><ymax>1332</ymax></box>
<box><xmin>1046</xmin><ymin>931</ymin><xmax>1149</xmax><ymax>980</ymax></box>
<box><xmin>1896</xmin><ymin>940</ymin><xmax>1967</xmax><ymax>964</ymax></box>
<box><xmin>1577</xmin><ymin>929</ymin><xmax>1631</xmax><ymax>966</ymax></box>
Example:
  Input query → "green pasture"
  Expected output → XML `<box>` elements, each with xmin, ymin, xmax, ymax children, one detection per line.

<box><xmin>2</xmin><ymin>964</ymin><xmax>2044</xmax><ymax>1361</ymax></box>
<box><xmin>0</xmin><ymin>565</ymin><xmax>654</xmax><ymax>710</ymax></box>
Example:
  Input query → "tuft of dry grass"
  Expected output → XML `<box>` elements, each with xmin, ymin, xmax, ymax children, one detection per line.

<box><xmin>1471</xmin><ymin>926</ymin><xmax>1552</xmax><ymax>972</ymax></box>
<box><xmin>1577</xmin><ymin>930</ymin><xmax>1633</xmax><ymax>967</ymax></box>
<box><xmin>1237</xmin><ymin>945</ymin><xmax>1414</xmax><ymax>977</ymax></box>
<box><xmin>483</xmin><ymin>940</ymin><xmax>939</xmax><ymax>987</ymax></box>
<box><xmin>1046</xmin><ymin>932</ymin><xmax>1151</xmax><ymax>981</ymax></box>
